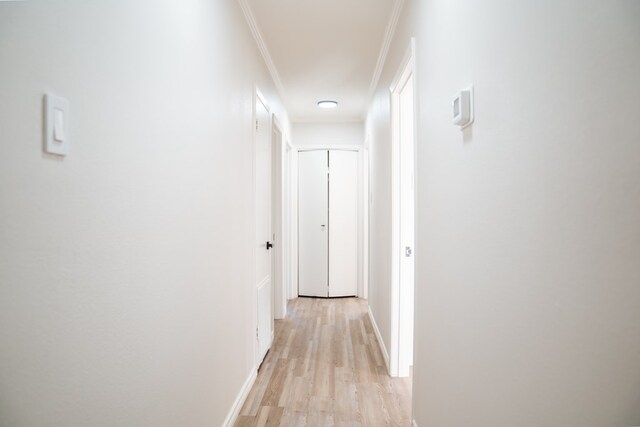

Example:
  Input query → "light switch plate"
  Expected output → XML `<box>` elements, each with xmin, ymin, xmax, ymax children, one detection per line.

<box><xmin>453</xmin><ymin>85</ymin><xmax>474</xmax><ymax>129</ymax></box>
<box><xmin>44</xmin><ymin>94</ymin><xmax>69</xmax><ymax>155</ymax></box>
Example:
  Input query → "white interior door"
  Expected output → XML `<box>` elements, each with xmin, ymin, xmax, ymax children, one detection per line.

<box><xmin>255</xmin><ymin>94</ymin><xmax>272</xmax><ymax>365</ymax></box>
<box><xmin>298</xmin><ymin>150</ymin><xmax>328</xmax><ymax>297</ymax></box>
<box><xmin>329</xmin><ymin>150</ymin><xmax>358</xmax><ymax>297</ymax></box>
<box><xmin>398</xmin><ymin>71</ymin><xmax>415</xmax><ymax>377</ymax></box>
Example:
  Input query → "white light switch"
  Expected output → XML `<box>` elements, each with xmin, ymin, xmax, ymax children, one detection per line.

<box><xmin>453</xmin><ymin>85</ymin><xmax>474</xmax><ymax>129</ymax></box>
<box><xmin>53</xmin><ymin>108</ymin><xmax>65</xmax><ymax>141</ymax></box>
<box><xmin>44</xmin><ymin>94</ymin><xmax>69</xmax><ymax>155</ymax></box>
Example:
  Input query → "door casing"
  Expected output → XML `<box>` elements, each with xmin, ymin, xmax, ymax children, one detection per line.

<box><xmin>389</xmin><ymin>39</ymin><xmax>417</xmax><ymax>378</ymax></box>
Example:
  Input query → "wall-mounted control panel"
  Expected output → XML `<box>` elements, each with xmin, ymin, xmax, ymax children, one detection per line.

<box><xmin>453</xmin><ymin>86</ymin><xmax>474</xmax><ymax>129</ymax></box>
<box><xmin>44</xmin><ymin>94</ymin><xmax>69</xmax><ymax>156</ymax></box>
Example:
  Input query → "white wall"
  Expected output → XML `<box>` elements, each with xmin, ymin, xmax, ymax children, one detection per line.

<box><xmin>293</xmin><ymin>122</ymin><xmax>364</xmax><ymax>147</ymax></box>
<box><xmin>367</xmin><ymin>1</ymin><xmax>640</xmax><ymax>426</ymax></box>
<box><xmin>0</xmin><ymin>1</ymin><xmax>289</xmax><ymax>425</ymax></box>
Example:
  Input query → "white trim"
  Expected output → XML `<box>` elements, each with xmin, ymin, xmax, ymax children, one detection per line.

<box><xmin>289</xmin><ymin>149</ymin><xmax>299</xmax><ymax>300</ymax></box>
<box><xmin>222</xmin><ymin>368</ymin><xmax>257</xmax><ymax>427</ymax></box>
<box><xmin>412</xmin><ymin>420</ymin><xmax>419</xmax><ymax>427</ymax></box>
<box><xmin>251</xmin><ymin>89</ymin><xmax>259</xmax><ymax>379</ymax></box>
<box><xmin>283</xmin><ymin>139</ymin><xmax>293</xmax><ymax>305</ymax></box>
<box><xmin>357</xmin><ymin>150</ymin><xmax>365</xmax><ymax>300</ymax></box>
<box><xmin>365</xmin><ymin>0</ymin><xmax>406</xmax><ymax>113</ymax></box>
<box><xmin>238</xmin><ymin>0</ymin><xmax>288</xmax><ymax>108</ymax></box>
<box><xmin>362</xmin><ymin>140</ymin><xmax>370</xmax><ymax>300</ymax></box>
<box><xmin>368</xmin><ymin>306</ymin><xmax>390</xmax><ymax>373</ymax></box>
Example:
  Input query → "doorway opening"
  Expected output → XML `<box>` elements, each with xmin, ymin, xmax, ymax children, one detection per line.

<box><xmin>390</xmin><ymin>40</ymin><xmax>416</xmax><ymax>378</ymax></box>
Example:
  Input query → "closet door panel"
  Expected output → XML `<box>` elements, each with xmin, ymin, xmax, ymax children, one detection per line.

<box><xmin>298</xmin><ymin>150</ymin><xmax>329</xmax><ymax>297</ymax></box>
<box><xmin>328</xmin><ymin>150</ymin><xmax>358</xmax><ymax>297</ymax></box>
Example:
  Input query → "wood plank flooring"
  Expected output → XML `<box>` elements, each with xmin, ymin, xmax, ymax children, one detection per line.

<box><xmin>235</xmin><ymin>297</ymin><xmax>412</xmax><ymax>427</ymax></box>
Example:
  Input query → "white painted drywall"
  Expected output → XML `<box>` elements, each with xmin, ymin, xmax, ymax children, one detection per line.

<box><xmin>368</xmin><ymin>0</ymin><xmax>640</xmax><ymax>426</ymax></box>
<box><xmin>293</xmin><ymin>122</ymin><xmax>364</xmax><ymax>147</ymax></box>
<box><xmin>0</xmin><ymin>1</ymin><xmax>289</xmax><ymax>425</ymax></box>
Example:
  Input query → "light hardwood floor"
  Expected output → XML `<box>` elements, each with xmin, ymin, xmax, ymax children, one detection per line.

<box><xmin>235</xmin><ymin>297</ymin><xmax>412</xmax><ymax>427</ymax></box>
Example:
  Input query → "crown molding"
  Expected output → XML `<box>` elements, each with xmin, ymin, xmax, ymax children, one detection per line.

<box><xmin>238</xmin><ymin>0</ymin><xmax>288</xmax><ymax>107</ymax></box>
<box><xmin>364</xmin><ymin>0</ymin><xmax>406</xmax><ymax>115</ymax></box>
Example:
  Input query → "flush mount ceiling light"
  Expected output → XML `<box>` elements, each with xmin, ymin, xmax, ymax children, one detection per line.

<box><xmin>317</xmin><ymin>100</ymin><xmax>338</xmax><ymax>109</ymax></box>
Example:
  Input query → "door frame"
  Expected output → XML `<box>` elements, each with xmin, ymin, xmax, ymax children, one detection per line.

<box><xmin>282</xmin><ymin>137</ymin><xmax>293</xmax><ymax>316</ymax></box>
<box><xmin>389</xmin><ymin>39</ymin><xmax>417</xmax><ymax>378</ymax></box>
<box><xmin>286</xmin><ymin>139</ymin><xmax>296</xmax><ymax>302</ymax></box>
<box><xmin>271</xmin><ymin>116</ymin><xmax>286</xmax><ymax>320</ymax></box>
<box><xmin>363</xmin><ymin>139</ymin><xmax>370</xmax><ymax>300</ymax></box>
<box><xmin>292</xmin><ymin>145</ymin><xmax>367</xmax><ymax>298</ymax></box>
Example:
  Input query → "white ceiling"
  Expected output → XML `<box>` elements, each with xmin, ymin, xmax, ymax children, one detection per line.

<box><xmin>243</xmin><ymin>0</ymin><xmax>401</xmax><ymax>123</ymax></box>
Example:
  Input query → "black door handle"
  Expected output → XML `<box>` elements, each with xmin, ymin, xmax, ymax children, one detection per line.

<box><xmin>266</xmin><ymin>241</ymin><xmax>273</xmax><ymax>250</ymax></box>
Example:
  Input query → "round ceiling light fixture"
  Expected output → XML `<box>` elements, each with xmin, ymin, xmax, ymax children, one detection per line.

<box><xmin>317</xmin><ymin>100</ymin><xmax>338</xmax><ymax>109</ymax></box>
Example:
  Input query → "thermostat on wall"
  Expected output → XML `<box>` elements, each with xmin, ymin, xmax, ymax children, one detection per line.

<box><xmin>453</xmin><ymin>86</ymin><xmax>474</xmax><ymax>128</ymax></box>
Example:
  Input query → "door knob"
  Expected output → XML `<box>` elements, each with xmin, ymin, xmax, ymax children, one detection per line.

<box><xmin>266</xmin><ymin>241</ymin><xmax>273</xmax><ymax>250</ymax></box>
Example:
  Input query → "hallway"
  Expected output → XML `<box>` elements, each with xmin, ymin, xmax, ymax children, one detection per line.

<box><xmin>235</xmin><ymin>298</ymin><xmax>412</xmax><ymax>426</ymax></box>
<box><xmin>1</xmin><ymin>2</ymin><xmax>640</xmax><ymax>426</ymax></box>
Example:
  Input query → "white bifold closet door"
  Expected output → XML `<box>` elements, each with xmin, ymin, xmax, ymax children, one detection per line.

<box><xmin>298</xmin><ymin>151</ymin><xmax>329</xmax><ymax>297</ymax></box>
<box><xmin>298</xmin><ymin>150</ymin><xmax>358</xmax><ymax>298</ymax></box>
<box><xmin>328</xmin><ymin>150</ymin><xmax>358</xmax><ymax>297</ymax></box>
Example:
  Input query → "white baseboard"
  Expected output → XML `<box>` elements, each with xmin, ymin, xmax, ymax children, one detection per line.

<box><xmin>412</xmin><ymin>419</ymin><xmax>418</xmax><ymax>427</ymax></box>
<box><xmin>222</xmin><ymin>367</ymin><xmax>257</xmax><ymax>427</ymax></box>
<box><xmin>367</xmin><ymin>305</ymin><xmax>390</xmax><ymax>374</ymax></box>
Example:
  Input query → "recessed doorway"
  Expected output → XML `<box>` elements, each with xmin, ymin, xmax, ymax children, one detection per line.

<box><xmin>390</xmin><ymin>40</ymin><xmax>416</xmax><ymax>378</ymax></box>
